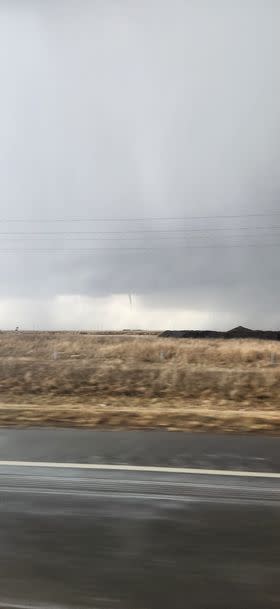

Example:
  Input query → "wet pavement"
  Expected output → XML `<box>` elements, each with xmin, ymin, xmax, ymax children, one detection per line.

<box><xmin>0</xmin><ymin>430</ymin><xmax>279</xmax><ymax>608</ymax></box>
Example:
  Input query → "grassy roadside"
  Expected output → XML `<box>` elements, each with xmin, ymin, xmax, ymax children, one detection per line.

<box><xmin>0</xmin><ymin>332</ymin><xmax>279</xmax><ymax>432</ymax></box>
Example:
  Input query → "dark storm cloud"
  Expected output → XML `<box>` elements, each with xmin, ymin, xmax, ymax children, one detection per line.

<box><xmin>0</xmin><ymin>0</ymin><xmax>280</xmax><ymax>327</ymax></box>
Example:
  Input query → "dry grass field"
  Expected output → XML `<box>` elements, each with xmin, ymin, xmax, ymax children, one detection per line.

<box><xmin>0</xmin><ymin>331</ymin><xmax>280</xmax><ymax>432</ymax></box>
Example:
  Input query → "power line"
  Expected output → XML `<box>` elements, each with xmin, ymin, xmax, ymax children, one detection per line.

<box><xmin>0</xmin><ymin>212</ymin><xmax>280</xmax><ymax>223</ymax></box>
<box><xmin>0</xmin><ymin>225</ymin><xmax>280</xmax><ymax>235</ymax></box>
<box><xmin>1</xmin><ymin>243</ymin><xmax>280</xmax><ymax>252</ymax></box>
<box><xmin>0</xmin><ymin>233</ymin><xmax>280</xmax><ymax>242</ymax></box>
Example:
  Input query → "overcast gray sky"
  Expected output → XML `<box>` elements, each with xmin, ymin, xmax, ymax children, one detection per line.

<box><xmin>0</xmin><ymin>0</ymin><xmax>279</xmax><ymax>330</ymax></box>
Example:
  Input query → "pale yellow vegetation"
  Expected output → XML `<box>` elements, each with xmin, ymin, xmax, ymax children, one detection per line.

<box><xmin>0</xmin><ymin>332</ymin><xmax>279</xmax><ymax>432</ymax></box>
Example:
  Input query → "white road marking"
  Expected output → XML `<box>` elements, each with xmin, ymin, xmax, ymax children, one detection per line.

<box><xmin>0</xmin><ymin>460</ymin><xmax>279</xmax><ymax>478</ymax></box>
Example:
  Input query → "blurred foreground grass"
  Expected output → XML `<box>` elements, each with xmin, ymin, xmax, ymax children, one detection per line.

<box><xmin>0</xmin><ymin>332</ymin><xmax>279</xmax><ymax>432</ymax></box>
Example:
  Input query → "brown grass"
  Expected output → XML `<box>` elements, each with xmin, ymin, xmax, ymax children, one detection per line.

<box><xmin>0</xmin><ymin>331</ymin><xmax>280</xmax><ymax>432</ymax></box>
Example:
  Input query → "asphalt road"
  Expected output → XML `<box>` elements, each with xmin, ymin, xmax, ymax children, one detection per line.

<box><xmin>0</xmin><ymin>430</ymin><xmax>280</xmax><ymax>609</ymax></box>
<box><xmin>0</xmin><ymin>428</ymin><xmax>280</xmax><ymax>470</ymax></box>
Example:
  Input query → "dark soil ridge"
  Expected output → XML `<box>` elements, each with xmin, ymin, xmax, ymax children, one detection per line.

<box><xmin>160</xmin><ymin>325</ymin><xmax>280</xmax><ymax>341</ymax></box>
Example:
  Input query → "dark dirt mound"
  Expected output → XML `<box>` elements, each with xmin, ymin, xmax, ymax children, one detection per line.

<box><xmin>160</xmin><ymin>326</ymin><xmax>280</xmax><ymax>341</ymax></box>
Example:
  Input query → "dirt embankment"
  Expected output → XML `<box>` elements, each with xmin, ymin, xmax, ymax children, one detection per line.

<box><xmin>161</xmin><ymin>325</ymin><xmax>280</xmax><ymax>341</ymax></box>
